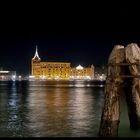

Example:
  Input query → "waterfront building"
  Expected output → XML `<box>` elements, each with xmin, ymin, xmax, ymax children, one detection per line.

<box><xmin>94</xmin><ymin>65</ymin><xmax>107</xmax><ymax>80</ymax></box>
<box><xmin>31</xmin><ymin>46</ymin><xmax>70</xmax><ymax>80</ymax></box>
<box><xmin>31</xmin><ymin>46</ymin><xmax>94</xmax><ymax>80</ymax></box>
<box><xmin>70</xmin><ymin>64</ymin><xmax>94</xmax><ymax>80</ymax></box>
<box><xmin>0</xmin><ymin>70</ymin><xmax>16</xmax><ymax>81</ymax></box>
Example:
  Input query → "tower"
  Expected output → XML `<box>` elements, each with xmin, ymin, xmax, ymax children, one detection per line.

<box><xmin>31</xmin><ymin>46</ymin><xmax>41</xmax><ymax>78</ymax></box>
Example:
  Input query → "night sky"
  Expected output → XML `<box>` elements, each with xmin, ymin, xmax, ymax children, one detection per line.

<box><xmin>0</xmin><ymin>2</ymin><xmax>140</xmax><ymax>75</ymax></box>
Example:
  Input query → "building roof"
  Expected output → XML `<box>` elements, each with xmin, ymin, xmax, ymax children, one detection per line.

<box><xmin>76</xmin><ymin>65</ymin><xmax>84</xmax><ymax>70</ymax></box>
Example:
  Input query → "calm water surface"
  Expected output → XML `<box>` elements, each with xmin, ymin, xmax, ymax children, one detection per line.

<box><xmin>0</xmin><ymin>80</ymin><xmax>140</xmax><ymax>137</ymax></box>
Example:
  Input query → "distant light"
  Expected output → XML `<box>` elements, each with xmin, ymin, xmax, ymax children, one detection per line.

<box><xmin>29</xmin><ymin>75</ymin><xmax>35</xmax><ymax>78</ymax></box>
<box><xmin>54</xmin><ymin>76</ymin><xmax>58</xmax><ymax>80</ymax></box>
<box><xmin>76</xmin><ymin>65</ymin><xmax>84</xmax><ymax>70</ymax></box>
<box><xmin>0</xmin><ymin>71</ymin><xmax>9</xmax><ymax>73</ymax></box>
<box><xmin>54</xmin><ymin>76</ymin><xmax>60</xmax><ymax>80</ymax></box>
<box><xmin>99</xmin><ymin>85</ymin><xmax>104</xmax><ymax>87</ymax></box>
<box><xmin>70</xmin><ymin>76</ymin><xmax>74</xmax><ymax>79</ymax></box>
<box><xmin>85</xmin><ymin>76</ymin><xmax>91</xmax><ymax>79</ymax></box>
<box><xmin>12</xmin><ymin>75</ymin><xmax>16</xmax><ymax>81</ymax></box>
<box><xmin>76</xmin><ymin>76</ymin><xmax>80</xmax><ymax>79</ymax></box>
<box><xmin>12</xmin><ymin>75</ymin><xmax>16</xmax><ymax>79</ymax></box>
<box><xmin>41</xmin><ymin>75</ymin><xmax>46</xmax><ymax>79</ymax></box>
<box><xmin>99</xmin><ymin>75</ymin><xmax>103</xmax><ymax>80</ymax></box>
<box><xmin>1</xmin><ymin>76</ymin><xmax>4</xmax><ymax>79</ymax></box>
<box><xmin>18</xmin><ymin>75</ymin><xmax>22</xmax><ymax>79</ymax></box>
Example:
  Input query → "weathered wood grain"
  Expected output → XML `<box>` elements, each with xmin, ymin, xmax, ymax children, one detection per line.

<box><xmin>99</xmin><ymin>45</ymin><xmax>125</xmax><ymax>137</ymax></box>
<box><xmin>125</xmin><ymin>43</ymin><xmax>140</xmax><ymax>129</ymax></box>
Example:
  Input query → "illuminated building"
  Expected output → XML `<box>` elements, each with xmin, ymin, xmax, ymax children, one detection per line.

<box><xmin>94</xmin><ymin>65</ymin><xmax>107</xmax><ymax>80</ymax></box>
<box><xmin>31</xmin><ymin>46</ymin><xmax>94</xmax><ymax>80</ymax></box>
<box><xmin>70</xmin><ymin>64</ymin><xmax>94</xmax><ymax>80</ymax></box>
<box><xmin>31</xmin><ymin>46</ymin><xmax>70</xmax><ymax>80</ymax></box>
<box><xmin>0</xmin><ymin>70</ymin><xmax>16</xmax><ymax>81</ymax></box>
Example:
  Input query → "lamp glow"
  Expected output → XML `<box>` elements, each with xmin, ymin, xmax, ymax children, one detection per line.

<box><xmin>76</xmin><ymin>65</ymin><xmax>84</xmax><ymax>70</ymax></box>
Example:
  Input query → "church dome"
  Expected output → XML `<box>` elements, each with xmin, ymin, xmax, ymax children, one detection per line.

<box><xmin>76</xmin><ymin>65</ymin><xmax>83</xmax><ymax>70</ymax></box>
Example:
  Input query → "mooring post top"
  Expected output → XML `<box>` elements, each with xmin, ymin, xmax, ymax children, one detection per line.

<box><xmin>108</xmin><ymin>45</ymin><xmax>125</xmax><ymax>64</ymax></box>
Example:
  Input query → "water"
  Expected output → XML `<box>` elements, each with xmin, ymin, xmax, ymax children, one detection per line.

<box><xmin>0</xmin><ymin>80</ymin><xmax>140</xmax><ymax>137</ymax></box>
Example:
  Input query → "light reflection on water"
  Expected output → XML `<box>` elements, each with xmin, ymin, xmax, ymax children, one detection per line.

<box><xmin>0</xmin><ymin>80</ymin><xmax>139</xmax><ymax>137</ymax></box>
<box><xmin>27</xmin><ymin>81</ymin><xmax>104</xmax><ymax>137</ymax></box>
<box><xmin>0</xmin><ymin>81</ymin><xmax>31</xmax><ymax>137</ymax></box>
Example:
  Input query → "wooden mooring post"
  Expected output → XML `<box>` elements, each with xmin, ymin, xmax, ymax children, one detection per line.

<box><xmin>99</xmin><ymin>43</ymin><xmax>140</xmax><ymax>137</ymax></box>
<box><xmin>125</xmin><ymin>44</ymin><xmax>140</xmax><ymax>129</ymax></box>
